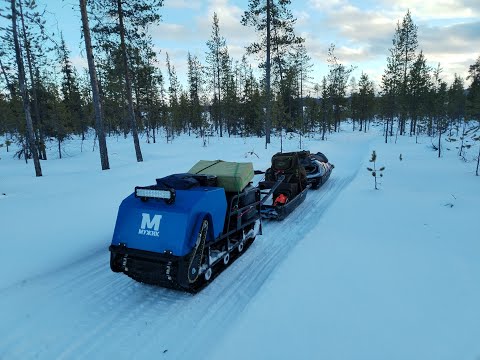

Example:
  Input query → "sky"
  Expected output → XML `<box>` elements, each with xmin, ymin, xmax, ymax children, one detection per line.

<box><xmin>48</xmin><ymin>0</ymin><xmax>480</xmax><ymax>92</ymax></box>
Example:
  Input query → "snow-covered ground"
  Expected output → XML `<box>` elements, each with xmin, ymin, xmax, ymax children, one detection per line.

<box><xmin>0</xmin><ymin>129</ymin><xmax>479</xmax><ymax>360</ymax></box>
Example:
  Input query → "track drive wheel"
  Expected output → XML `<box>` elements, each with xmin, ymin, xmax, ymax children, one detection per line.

<box><xmin>238</xmin><ymin>241</ymin><xmax>244</xmax><ymax>253</ymax></box>
<box><xmin>187</xmin><ymin>218</ymin><xmax>208</xmax><ymax>284</ymax></box>
<box><xmin>110</xmin><ymin>253</ymin><xmax>123</xmax><ymax>273</ymax></box>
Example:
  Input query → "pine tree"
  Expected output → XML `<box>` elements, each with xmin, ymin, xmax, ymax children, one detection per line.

<box><xmin>398</xmin><ymin>10</ymin><xmax>418</xmax><ymax>135</ymax></box>
<box><xmin>366</xmin><ymin>150</ymin><xmax>385</xmax><ymax>190</ymax></box>
<box><xmin>348</xmin><ymin>77</ymin><xmax>359</xmax><ymax>132</ymax></box>
<box><xmin>79</xmin><ymin>0</ymin><xmax>110</xmax><ymax>170</ymax></box>
<box><xmin>466</xmin><ymin>56</ymin><xmax>480</xmax><ymax>121</ymax></box>
<box><xmin>91</xmin><ymin>0</ymin><xmax>163</xmax><ymax>161</ymax></box>
<box><xmin>465</xmin><ymin>57</ymin><xmax>480</xmax><ymax>175</ymax></box>
<box><xmin>187</xmin><ymin>52</ymin><xmax>203</xmax><ymax>135</ymax></box>
<box><xmin>17</xmin><ymin>0</ymin><xmax>51</xmax><ymax>160</ymax></box>
<box><xmin>165</xmin><ymin>52</ymin><xmax>181</xmax><ymax>141</ymax></box>
<box><xmin>381</xmin><ymin>23</ymin><xmax>402</xmax><ymax>143</ymax></box>
<box><xmin>241</xmin><ymin>0</ymin><xmax>303</xmax><ymax>146</ymax></box>
<box><xmin>10</xmin><ymin>0</ymin><xmax>42</xmax><ymax>175</ymax></box>
<box><xmin>447</xmin><ymin>74</ymin><xmax>466</xmax><ymax>156</ymax></box>
<box><xmin>408</xmin><ymin>51</ymin><xmax>430</xmax><ymax>138</ymax></box>
<box><xmin>293</xmin><ymin>45</ymin><xmax>312</xmax><ymax>146</ymax></box>
<box><xmin>326</xmin><ymin>44</ymin><xmax>354</xmax><ymax>132</ymax></box>
<box><xmin>430</xmin><ymin>64</ymin><xmax>448</xmax><ymax>158</ymax></box>
<box><xmin>59</xmin><ymin>34</ymin><xmax>86</xmax><ymax>141</ymax></box>
<box><xmin>206</xmin><ymin>12</ymin><xmax>228</xmax><ymax>137</ymax></box>
<box><xmin>320</xmin><ymin>76</ymin><xmax>330</xmax><ymax>141</ymax></box>
<box><xmin>357</xmin><ymin>72</ymin><xmax>375</xmax><ymax>132</ymax></box>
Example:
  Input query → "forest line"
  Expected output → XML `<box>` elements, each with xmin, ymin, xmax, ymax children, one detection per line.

<box><xmin>0</xmin><ymin>1</ymin><xmax>479</xmax><ymax>176</ymax></box>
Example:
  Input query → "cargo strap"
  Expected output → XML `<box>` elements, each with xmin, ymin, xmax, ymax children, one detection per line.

<box><xmin>192</xmin><ymin>160</ymin><xmax>222</xmax><ymax>174</ymax></box>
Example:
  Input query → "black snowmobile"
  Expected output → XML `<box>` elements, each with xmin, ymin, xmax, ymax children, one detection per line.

<box><xmin>259</xmin><ymin>150</ymin><xmax>334</xmax><ymax>220</ymax></box>
<box><xmin>300</xmin><ymin>151</ymin><xmax>334</xmax><ymax>189</ymax></box>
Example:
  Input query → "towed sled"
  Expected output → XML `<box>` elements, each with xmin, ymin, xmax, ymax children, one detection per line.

<box><xmin>301</xmin><ymin>151</ymin><xmax>334</xmax><ymax>189</ymax></box>
<box><xmin>109</xmin><ymin>160</ymin><xmax>282</xmax><ymax>293</ymax></box>
<box><xmin>259</xmin><ymin>150</ymin><xmax>334</xmax><ymax>220</ymax></box>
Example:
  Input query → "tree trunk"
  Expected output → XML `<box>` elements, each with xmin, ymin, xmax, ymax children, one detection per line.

<box><xmin>322</xmin><ymin>113</ymin><xmax>327</xmax><ymax>140</ymax></box>
<box><xmin>264</xmin><ymin>0</ymin><xmax>271</xmax><ymax>147</ymax></box>
<box><xmin>458</xmin><ymin>120</ymin><xmax>466</xmax><ymax>157</ymax></box>
<box><xmin>11</xmin><ymin>0</ymin><xmax>42</xmax><ymax>177</ymax></box>
<box><xmin>384</xmin><ymin>117</ymin><xmax>388</xmax><ymax>143</ymax></box>
<box><xmin>215</xmin><ymin>53</ymin><xmax>222</xmax><ymax>137</ymax></box>
<box><xmin>0</xmin><ymin>58</ymin><xmax>13</xmax><ymax>94</ymax></box>
<box><xmin>18</xmin><ymin>0</ymin><xmax>47</xmax><ymax>160</ymax></box>
<box><xmin>80</xmin><ymin>0</ymin><xmax>110</xmax><ymax>170</ymax></box>
<box><xmin>476</xmin><ymin>143</ymin><xmax>480</xmax><ymax>176</ymax></box>
<box><xmin>300</xmin><ymin>68</ymin><xmax>304</xmax><ymax>149</ymax></box>
<box><xmin>438</xmin><ymin>122</ymin><xmax>442</xmax><ymax>158</ymax></box>
<box><xmin>117</xmin><ymin>0</ymin><xmax>143</xmax><ymax>162</ymax></box>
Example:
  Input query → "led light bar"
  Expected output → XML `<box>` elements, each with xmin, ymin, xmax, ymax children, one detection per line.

<box><xmin>135</xmin><ymin>188</ymin><xmax>171</xmax><ymax>200</ymax></box>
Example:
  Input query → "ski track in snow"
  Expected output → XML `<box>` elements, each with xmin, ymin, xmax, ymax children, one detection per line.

<box><xmin>0</xmin><ymin>145</ymin><xmax>367</xmax><ymax>360</ymax></box>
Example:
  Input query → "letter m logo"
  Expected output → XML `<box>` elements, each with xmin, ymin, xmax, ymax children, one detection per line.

<box><xmin>140</xmin><ymin>213</ymin><xmax>162</xmax><ymax>231</ymax></box>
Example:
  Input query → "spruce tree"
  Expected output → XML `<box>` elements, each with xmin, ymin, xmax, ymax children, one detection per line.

<box><xmin>357</xmin><ymin>72</ymin><xmax>375</xmax><ymax>132</ymax></box>
<box><xmin>241</xmin><ymin>0</ymin><xmax>303</xmax><ymax>146</ymax></box>
<box><xmin>408</xmin><ymin>51</ymin><xmax>430</xmax><ymax>138</ymax></box>
<box><xmin>398</xmin><ymin>10</ymin><xmax>418</xmax><ymax>135</ymax></box>
<box><xmin>206</xmin><ymin>12</ymin><xmax>228</xmax><ymax>137</ymax></box>
<box><xmin>91</xmin><ymin>0</ymin><xmax>163</xmax><ymax>162</ymax></box>
<box><xmin>466</xmin><ymin>57</ymin><xmax>480</xmax><ymax>121</ymax></box>
<box><xmin>17</xmin><ymin>0</ymin><xmax>50</xmax><ymax>160</ymax></box>
<box><xmin>165</xmin><ymin>52</ymin><xmax>181</xmax><ymax>141</ymax></box>
<box><xmin>187</xmin><ymin>52</ymin><xmax>203</xmax><ymax>135</ymax></box>
<box><xmin>326</xmin><ymin>44</ymin><xmax>354</xmax><ymax>132</ymax></box>
<box><xmin>381</xmin><ymin>23</ymin><xmax>402</xmax><ymax>143</ymax></box>
<box><xmin>431</xmin><ymin>64</ymin><xmax>448</xmax><ymax>158</ymax></box>
<box><xmin>466</xmin><ymin>57</ymin><xmax>480</xmax><ymax>175</ymax></box>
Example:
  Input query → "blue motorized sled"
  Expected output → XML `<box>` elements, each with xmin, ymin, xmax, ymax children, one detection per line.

<box><xmin>109</xmin><ymin>161</ymin><xmax>282</xmax><ymax>293</ymax></box>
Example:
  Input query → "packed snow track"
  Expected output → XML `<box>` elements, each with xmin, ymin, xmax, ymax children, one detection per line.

<box><xmin>0</xmin><ymin>165</ymin><xmax>361</xmax><ymax>360</ymax></box>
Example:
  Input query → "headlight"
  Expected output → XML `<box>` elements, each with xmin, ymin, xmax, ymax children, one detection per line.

<box><xmin>135</xmin><ymin>187</ymin><xmax>175</xmax><ymax>204</ymax></box>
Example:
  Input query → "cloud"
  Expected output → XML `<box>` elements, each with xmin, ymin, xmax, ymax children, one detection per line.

<box><xmin>303</xmin><ymin>2</ymin><xmax>399</xmax><ymax>65</ymax></box>
<box><xmin>70</xmin><ymin>55</ymin><xmax>88</xmax><ymax>71</ymax></box>
<box><xmin>163</xmin><ymin>0</ymin><xmax>201</xmax><ymax>10</ymax></box>
<box><xmin>293</xmin><ymin>10</ymin><xmax>311</xmax><ymax>27</ymax></box>
<box><xmin>302</xmin><ymin>0</ymin><xmax>480</xmax><ymax>83</ymax></box>
<box><xmin>198</xmin><ymin>0</ymin><xmax>257</xmax><ymax>44</ymax></box>
<box><xmin>415</xmin><ymin>21</ymin><xmax>480</xmax><ymax>81</ymax></box>
<box><xmin>385</xmin><ymin>0</ymin><xmax>480</xmax><ymax>20</ymax></box>
<box><xmin>151</xmin><ymin>22</ymin><xmax>193</xmax><ymax>42</ymax></box>
<box><xmin>421</xmin><ymin>21</ymin><xmax>480</xmax><ymax>55</ymax></box>
<box><xmin>308</xmin><ymin>0</ymin><xmax>347</xmax><ymax>11</ymax></box>
<box><xmin>111</xmin><ymin>0</ymin><xmax>480</xmax><ymax>88</ymax></box>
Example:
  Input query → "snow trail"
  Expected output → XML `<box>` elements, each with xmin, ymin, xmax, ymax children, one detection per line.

<box><xmin>0</xmin><ymin>176</ymin><xmax>352</xmax><ymax>360</ymax></box>
<box><xmin>0</xmin><ymin>133</ymin><xmax>372</xmax><ymax>359</ymax></box>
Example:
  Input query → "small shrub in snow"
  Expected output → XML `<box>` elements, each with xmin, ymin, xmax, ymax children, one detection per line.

<box><xmin>244</xmin><ymin>149</ymin><xmax>259</xmax><ymax>158</ymax></box>
<box><xmin>366</xmin><ymin>150</ymin><xmax>385</xmax><ymax>190</ymax></box>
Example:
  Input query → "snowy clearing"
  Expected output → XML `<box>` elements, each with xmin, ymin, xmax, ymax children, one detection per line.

<box><xmin>0</xmin><ymin>129</ymin><xmax>479</xmax><ymax>360</ymax></box>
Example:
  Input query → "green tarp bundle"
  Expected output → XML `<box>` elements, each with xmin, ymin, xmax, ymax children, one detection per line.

<box><xmin>188</xmin><ymin>160</ymin><xmax>254</xmax><ymax>192</ymax></box>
